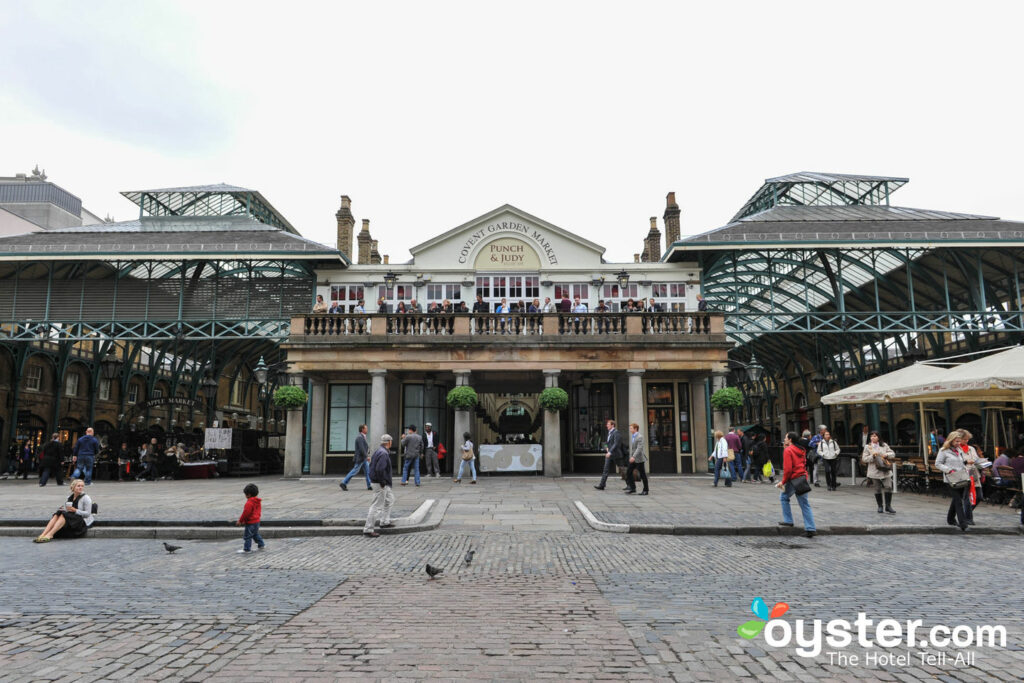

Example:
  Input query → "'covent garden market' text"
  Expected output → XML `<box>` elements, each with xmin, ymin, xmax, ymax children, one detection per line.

<box><xmin>457</xmin><ymin>221</ymin><xmax>558</xmax><ymax>265</ymax></box>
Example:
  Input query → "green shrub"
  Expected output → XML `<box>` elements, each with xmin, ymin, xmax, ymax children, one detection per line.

<box><xmin>446</xmin><ymin>385</ymin><xmax>478</xmax><ymax>411</ymax></box>
<box><xmin>273</xmin><ymin>385</ymin><xmax>309</xmax><ymax>410</ymax></box>
<box><xmin>710</xmin><ymin>386</ymin><xmax>744</xmax><ymax>412</ymax></box>
<box><xmin>538</xmin><ymin>387</ymin><xmax>569</xmax><ymax>412</ymax></box>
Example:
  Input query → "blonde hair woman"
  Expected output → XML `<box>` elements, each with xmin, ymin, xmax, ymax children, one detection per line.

<box><xmin>34</xmin><ymin>479</ymin><xmax>94</xmax><ymax>543</ymax></box>
<box><xmin>711</xmin><ymin>430</ymin><xmax>736</xmax><ymax>487</ymax></box>
<box><xmin>935</xmin><ymin>430</ymin><xmax>970</xmax><ymax>531</ymax></box>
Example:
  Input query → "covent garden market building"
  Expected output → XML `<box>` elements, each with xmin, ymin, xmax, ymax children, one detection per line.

<box><xmin>1</xmin><ymin>170</ymin><xmax>1023</xmax><ymax>478</ymax></box>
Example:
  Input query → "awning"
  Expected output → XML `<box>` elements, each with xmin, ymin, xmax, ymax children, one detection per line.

<box><xmin>888</xmin><ymin>346</ymin><xmax>1024</xmax><ymax>403</ymax></box>
<box><xmin>821</xmin><ymin>362</ymin><xmax>950</xmax><ymax>405</ymax></box>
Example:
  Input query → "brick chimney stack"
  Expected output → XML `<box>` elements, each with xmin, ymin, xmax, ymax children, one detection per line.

<box><xmin>357</xmin><ymin>219</ymin><xmax>372</xmax><ymax>265</ymax></box>
<box><xmin>335</xmin><ymin>195</ymin><xmax>354</xmax><ymax>261</ymax></box>
<box><xmin>663</xmin><ymin>192</ymin><xmax>680</xmax><ymax>246</ymax></box>
<box><xmin>643</xmin><ymin>217</ymin><xmax>661</xmax><ymax>262</ymax></box>
<box><xmin>370</xmin><ymin>239</ymin><xmax>382</xmax><ymax>264</ymax></box>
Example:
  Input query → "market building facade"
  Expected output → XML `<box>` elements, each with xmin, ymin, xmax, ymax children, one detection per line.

<box><xmin>283</xmin><ymin>197</ymin><xmax>732</xmax><ymax>477</ymax></box>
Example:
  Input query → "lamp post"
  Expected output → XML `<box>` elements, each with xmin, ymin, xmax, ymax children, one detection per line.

<box><xmin>615</xmin><ymin>270</ymin><xmax>630</xmax><ymax>289</ymax></box>
<box><xmin>100</xmin><ymin>352</ymin><xmax>123</xmax><ymax>381</ymax></box>
<box><xmin>383</xmin><ymin>271</ymin><xmax>398</xmax><ymax>289</ymax></box>
<box><xmin>200</xmin><ymin>375</ymin><xmax>219</xmax><ymax>426</ymax></box>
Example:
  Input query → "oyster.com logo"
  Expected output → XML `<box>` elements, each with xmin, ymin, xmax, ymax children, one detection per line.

<box><xmin>737</xmin><ymin>596</ymin><xmax>789</xmax><ymax>640</ymax></box>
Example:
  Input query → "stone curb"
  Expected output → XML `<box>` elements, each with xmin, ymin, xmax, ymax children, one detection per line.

<box><xmin>323</xmin><ymin>498</ymin><xmax>434</xmax><ymax>527</ymax></box>
<box><xmin>575</xmin><ymin>501</ymin><xmax>1024</xmax><ymax>536</ymax></box>
<box><xmin>0</xmin><ymin>499</ymin><xmax>450</xmax><ymax>541</ymax></box>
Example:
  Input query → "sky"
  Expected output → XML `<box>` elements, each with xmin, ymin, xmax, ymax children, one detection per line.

<box><xmin>2</xmin><ymin>1</ymin><xmax>1023</xmax><ymax>263</ymax></box>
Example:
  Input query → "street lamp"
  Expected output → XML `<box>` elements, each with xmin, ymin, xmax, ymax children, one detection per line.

<box><xmin>810</xmin><ymin>372</ymin><xmax>829</xmax><ymax>396</ymax></box>
<box><xmin>745</xmin><ymin>354</ymin><xmax>765</xmax><ymax>384</ymax></box>
<box><xmin>253</xmin><ymin>356</ymin><xmax>269</xmax><ymax>386</ymax></box>
<box><xmin>383</xmin><ymin>271</ymin><xmax>398</xmax><ymax>289</ymax></box>
<box><xmin>100</xmin><ymin>352</ymin><xmax>123</xmax><ymax>380</ymax></box>
<box><xmin>616</xmin><ymin>270</ymin><xmax>630</xmax><ymax>289</ymax></box>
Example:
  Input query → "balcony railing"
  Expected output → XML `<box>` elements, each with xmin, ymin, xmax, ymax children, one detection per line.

<box><xmin>297</xmin><ymin>312</ymin><xmax>717</xmax><ymax>338</ymax></box>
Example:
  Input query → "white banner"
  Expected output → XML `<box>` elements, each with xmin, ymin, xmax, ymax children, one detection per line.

<box><xmin>204</xmin><ymin>428</ymin><xmax>233</xmax><ymax>450</ymax></box>
<box><xmin>478</xmin><ymin>444</ymin><xmax>543</xmax><ymax>472</ymax></box>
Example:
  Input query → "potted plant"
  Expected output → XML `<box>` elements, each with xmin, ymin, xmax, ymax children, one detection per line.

<box><xmin>446</xmin><ymin>386</ymin><xmax>478</xmax><ymax>411</ymax></box>
<box><xmin>538</xmin><ymin>387</ymin><xmax>569</xmax><ymax>412</ymax></box>
<box><xmin>710</xmin><ymin>387</ymin><xmax>744</xmax><ymax>413</ymax></box>
<box><xmin>273</xmin><ymin>385</ymin><xmax>309</xmax><ymax>411</ymax></box>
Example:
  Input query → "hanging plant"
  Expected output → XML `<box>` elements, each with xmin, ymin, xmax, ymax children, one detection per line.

<box><xmin>538</xmin><ymin>387</ymin><xmax>569</xmax><ymax>412</ymax></box>
<box><xmin>710</xmin><ymin>387</ymin><xmax>744</xmax><ymax>412</ymax></box>
<box><xmin>273</xmin><ymin>385</ymin><xmax>309</xmax><ymax>410</ymax></box>
<box><xmin>446</xmin><ymin>386</ymin><xmax>478</xmax><ymax>411</ymax></box>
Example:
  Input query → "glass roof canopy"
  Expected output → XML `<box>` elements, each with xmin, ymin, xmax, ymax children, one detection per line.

<box><xmin>731</xmin><ymin>172</ymin><xmax>909</xmax><ymax>222</ymax></box>
<box><xmin>122</xmin><ymin>184</ymin><xmax>296</xmax><ymax>234</ymax></box>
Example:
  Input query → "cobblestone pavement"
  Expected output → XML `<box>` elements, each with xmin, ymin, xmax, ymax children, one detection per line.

<box><xmin>3</xmin><ymin>474</ymin><xmax>1021</xmax><ymax>532</ymax></box>
<box><xmin>2</xmin><ymin>528</ymin><xmax>1022</xmax><ymax>681</ymax></box>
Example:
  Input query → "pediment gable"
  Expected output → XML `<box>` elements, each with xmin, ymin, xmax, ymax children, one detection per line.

<box><xmin>408</xmin><ymin>205</ymin><xmax>605</xmax><ymax>270</ymax></box>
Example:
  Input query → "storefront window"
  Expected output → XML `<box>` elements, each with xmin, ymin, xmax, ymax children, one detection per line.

<box><xmin>651</xmin><ymin>283</ymin><xmax>688</xmax><ymax>311</ymax></box>
<box><xmin>677</xmin><ymin>383</ymin><xmax>691</xmax><ymax>453</ymax></box>
<box><xmin>555</xmin><ymin>284</ymin><xmax>589</xmax><ymax>302</ymax></box>
<box><xmin>426</xmin><ymin>284</ymin><xmax>461</xmax><ymax>303</ymax></box>
<box><xmin>330</xmin><ymin>285</ymin><xmax>364</xmax><ymax>312</ymax></box>
<box><xmin>573</xmin><ymin>382</ymin><xmax>614</xmax><ymax>452</ymax></box>
<box><xmin>328</xmin><ymin>384</ymin><xmax>370</xmax><ymax>452</ymax></box>
<box><xmin>402</xmin><ymin>384</ymin><xmax>445</xmax><ymax>439</ymax></box>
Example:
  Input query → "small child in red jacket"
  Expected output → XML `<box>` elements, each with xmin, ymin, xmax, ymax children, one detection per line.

<box><xmin>235</xmin><ymin>483</ymin><xmax>265</xmax><ymax>553</ymax></box>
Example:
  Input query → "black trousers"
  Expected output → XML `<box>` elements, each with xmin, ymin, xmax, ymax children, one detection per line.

<box><xmin>947</xmin><ymin>487</ymin><xmax>968</xmax><ymax>526</ymax></box>
<box><xmin>625</xmin><ymin>461</ymin><xmax>649</xmax><ymax>492</ymax></box>
<box><xmin>823</xmin><ymin>459</ymin><xmax>839</xmax><ymax>489</ymax></box>
<box><xmin>598</xmin><ymin>455</ymin><xmax>615</xmax><ymax>487</ymax></box>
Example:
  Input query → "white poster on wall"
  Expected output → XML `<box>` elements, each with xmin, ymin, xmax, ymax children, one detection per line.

<box><xmin>478</xmin><ymin>444</ymin><xmax>543</xmax><ymax>472</ymax></box>
<box><xmin>204</xmin><ymin>428</ymin><xmax>233</xmax><ymax>450</ymax></box>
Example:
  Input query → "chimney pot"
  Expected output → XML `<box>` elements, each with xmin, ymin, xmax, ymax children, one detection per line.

<box><xmin>663</xmin><ymin>190</ymin><xmax>681</xmax><ymax>245</ymax></box>
<box><xmin>341</xmin><ymin>195</ymin><xmax>351</xmax><ymax>209</ymax></box>
<box><xmin>650</xmin><ymin>217</ymin><xmax>657</xmax><ymax>229</ymax></box>
<box><xmin>383</xmin><ymin>255</ymin><xmax>389</xmax><ymax>265</ymax></box>
<box><xmin>634</xmin><ymin>253</ymin><xmax>640</xmax><ymax>263</ymax></box>
<box><xmin>666</xmin><ymin>191</ymin><xmax>677</xmax><ymax>207</ymax></box>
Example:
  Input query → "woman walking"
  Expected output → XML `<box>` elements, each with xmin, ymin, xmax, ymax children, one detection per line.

<box><xmin>777</xmin><ymin>432</ymin><xmax>816</xmax><ymax>538</ymax></box>
<box><xmin>711</xmin><ymin>430</ymin><xmax>736</xmax><ymax>487</ymax></box>
<box><xmin>454</xmin><ymin>432</ymin><xmax>477</xmax><ymax>484</ymax></box>
<box><xmin>817</xmin><ymin>429</ymin><xmax>841</xmax><ymax>491</ymax></box>
<box><xmin>935</xmin><ymin>431</ymin><xmax>971</xmax><ymax>531</ymax></box>
<box><xmin>861</xmin><ymin>431</ymin><xmax>896</xmax><ymax>513</ymax></box>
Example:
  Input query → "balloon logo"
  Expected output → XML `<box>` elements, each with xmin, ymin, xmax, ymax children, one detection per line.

<box><xmin>737</xmin><ymin>597</ymin><xmax>789</xmax><ymax>639</ymax></box>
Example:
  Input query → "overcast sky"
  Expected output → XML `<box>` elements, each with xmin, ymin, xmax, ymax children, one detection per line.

<box><xmin>2</xmin><ymin>1</ymin><xmax>1022</xmax><ymax>262</ymax></box>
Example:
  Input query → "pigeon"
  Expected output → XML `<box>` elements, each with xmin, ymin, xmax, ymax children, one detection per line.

<box><xmin>425</xmin><ymin>563</ymin><xmax>444</xmax><ymax>579</ymax></box>
<box><xmin>464</xmin><ymin>549</ymin><xmax>475</xmax><ymax>565</ymax></box>
<box><xmin>163</xmin><ymin>542</ymin><xmax>182</xmax><ymax>554</ymax></box>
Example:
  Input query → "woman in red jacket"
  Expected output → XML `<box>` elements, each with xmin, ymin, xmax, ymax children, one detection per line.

<box><xmin>777</xmin><ymin>432</ymin><xmax>816</xmax><ymax>538</ymax></box>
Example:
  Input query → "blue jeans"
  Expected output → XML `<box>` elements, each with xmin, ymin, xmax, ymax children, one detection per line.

<box><xmin>72</xmin><ymin>456</ymin><xmax>94</xmax><ymax>485</ymax></box>
<box><xmin>401</xmin><ymin>456</ymin><xmax>421</xmax><ymax>485</ymax></box>
<box><xmin>457</xmin><ymin>458</ymin><xmax>476</xmax><ymax>481</ymax></box>
<box><xmin>780</xmin><ymin>482</ymin><xmax>816</xmax><ymax>531</ymax></box>
<box><xmin>713</xmin><ymin>457</ymin><xmax>739</xmax><ymax>485</ymax></box>
<box><xmin>243</xmin><ymin>523</ymin><xmax>265</xmax><ymax>551</ymax></box>
<box><xmin>342</xmin><ymin>459</ymin><xmax>372</xmax><ymax>488</ymax></box>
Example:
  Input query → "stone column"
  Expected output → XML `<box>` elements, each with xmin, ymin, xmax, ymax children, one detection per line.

<box><xmin>543</xmin><ymin>369</ymin><xmax>562</xmax><ymax>477</ymax></box>
<box><xmin>308</xmin><ymin>381</ymin><xmax>326</xmax><ymax>475</ymax></box>
<box><xmin>452</xmin><ymin>371</ymin><xmax>472</xmax><ymax>478</ymax></box>
<box><xmin>284</xmin><ymin>409</ymin><xmax>304</xmax><ymax>478</ymax></box>
<box><xmin>627</xmin><ymin>369</ymin><xmax>645</xmax><ymax>440</ymax></box>
<box><xmin>692</xmin><ymin>375</ymin><xmax>709</xmax><ymax>472</ymax></box>
<box><xmin>369</xmin><ymin>370</ymin><xmax>387</xmax><ymax>444</ymax></box>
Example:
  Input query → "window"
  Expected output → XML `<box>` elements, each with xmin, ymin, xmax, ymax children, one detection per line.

<box><xmin>230</xmin><ymin>379</ymin><xmax>242</xmax><ymax>405</ymax></box>
<box><xmin>476</xmin><ymin>275</ymin><xmax>539</xmax><ymax>308</ymax></box>
<box><xmin>98</xmin><ymin>379</ymin><xmax>112</xmax><ymax>401</ymax></box>
<box><xmin>152</xmin><ymin>387</ymin><xmax>164</xmax><ymax>399</ymax></box>
<box><xmin>572</xmin><ymin>382</ymin><xmax>615</xmax><ymax>452</ymax></box>
<box><xmin>128</xmin><ymin>383</ymin><xmax>139</xmax><ymax>404</ymax></box>
<box><xmin>65</xmin><ymin>373</ymin><xmax>79</xmax><ymax>397</ymax></box>
<box><xmin>677</xmin><ymin>383</ymin><xmax>691</xmax><ymax>453</ymax></box>
<box><xmin>403</xmin><ymin>384</ymin><xmax>445</xmax><ymax>442</ymax></box>
<box><xmin>25</xmin><ymin>365</ymin><xmax>42</xmax><ymax>391</ymax></box>
<box><xmin>426</xmin><ymin>284</ymin><xmax>461</xmax><ymax>304</ymax></box>
<box><xmin>330</xmin><ymin>285</ymin><xmax>365</xmax><ymax>312</ymax></box>
<box><xmin>651</xmin><ymin>283</ymin><xmax>687</xmax><ymax>311</ymax></box>
<box><xmin>602</xmin><ymin>283</ymin><xmax>639</xmax><ymax>311</ymax></box>
<box><xmin>377</xmin><ymin>284</ymin><xmax>413</xmax><ymax>309</ymax></box>
<box><xmin>328</xmin><ymin>384</ymin><xmax>370</xmax><ymax>452</ymax></box>
<box><xmin>554</xmin><ymin>284</ymin><xmax>589</xmax><ymax>302</ymax></box>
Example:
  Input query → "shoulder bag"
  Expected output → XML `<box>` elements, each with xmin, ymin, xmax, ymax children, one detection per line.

<box><xmin>461</xmin><ymin>448</ymin><xmax>474</xmax><ymax>461</ymax></box>
<box><xmin>946</xmin><ymin>467</ymin><xmax>970</xmax><ymax>488</ymax></box>
<box><xmin>726</xmin><ymin>448</ymin><xmax>735</xmax><ymax>462</ymax></box>
<box><xmin>790</xmin><ymin>475</ymin><xmax>812</xmax><ymax>495</ymax></box>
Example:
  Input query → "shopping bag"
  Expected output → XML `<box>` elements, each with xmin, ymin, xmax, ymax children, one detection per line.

<box><xmin>968</xmin><ymin>476</ymin><xmax>977</xmax><ymax>506</ymax></box>
<box><xmin>762</xmin><ymin>462</ymin><xmax>774</xmax><ymax>478</ymax></box>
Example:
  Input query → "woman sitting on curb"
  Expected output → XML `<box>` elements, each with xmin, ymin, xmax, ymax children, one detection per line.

<box><xmin>34</xmin><ymin>479</ymin><xmax>94</xmax><ymax>543</ymax></box>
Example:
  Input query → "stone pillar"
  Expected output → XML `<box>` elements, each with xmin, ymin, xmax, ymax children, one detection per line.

<box><xmin>627</xmin><ymin>369</ymin><xmax>645</xmax><ymax>442</ymax></box>
<box><xmin>308</xmin><ymin>381</ymin><xmax>326</xmax><ymax>475</ymax></box>
<box><xmin>454</xmin><ymin>370</ymin><xmax>471</xmax><ymax>387</ymax></box>
<box><xmin>369</xmin><ymin>370</ymin><xmax>387</xmax><ymax>445</ymax></box>
<box><xmin>452</xmin><ymin>371</ymin><xmax>472</xmax><ymax>476</ymax></box>
<box><xmin>284</xmin><ymin>409</ymin><xmax>304</xmax><ymax>478</ymax></box>
<box><xmin>692</xmin><ymin>376</ymin><xmax>709</xmax><ymax>472</ymax></box>
<box><xmin>543</xmin><ymin>369</ymin><xmax>562</xmax><ymax>477</ymax></box>
<box><xmin>357</xmin><ymin>219</ymin><xmax>372</xmax><ymax>265</ymax></box>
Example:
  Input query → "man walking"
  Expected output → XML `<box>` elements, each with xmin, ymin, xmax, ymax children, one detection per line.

<box><xmin>624</xmin><ymin>422</ymin><xmax>649</xmax><ymax>495</ymax></box>
<box><xmin>807</xmin><ymin>424</ymin><xmax>826</xmax><ymax>487</ymax></box>
<box><xmin>739</xmin><ymin>428</ymin><xmax>754</xmax><ymax>482</ymax></box>
<box><xmin>400</xmin><ymin>424</ymin><xmax>424</xmax><ymax>486</ymax></box>
<box><xmin>363</xmin><ymin>434</ymin><xmax>395</xmax><ymax>537</ymax></box>
<box><xmin>595</xmin><ymin>419</ymin><xmax>625</xmax><ymax>490</ymax></box>
<box><xmin>71</xmin><ymin>427</ymin><xmax>100</xmax><ymax>485</ymax></box>
<box><xmin>339</xmin><ymin>424</ymin><xmax>372</xmax><ymax>491</ymax></box>
<box><xmin>422</xmin><ymin>422</ymin><xmax>441</xmax><ymax>478</ymax></box>
<box><xmin>39</xmin><ymin>433</ymin><xmax>64</xmax><ymax>487</ymax></box>
<box><xmin>724</xmin><ymin>427</ymin><xmax>743</xmax><ymax>482</ymax></box>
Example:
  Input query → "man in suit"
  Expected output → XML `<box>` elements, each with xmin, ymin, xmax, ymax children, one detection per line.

<box><xmin>422</xmin><ymin>422</ymin><xmax>441</xmax><ymax>478</ymax></box>
<box><xmin>400</xmin><ymin>424</ymin><xmax>424</xmax><ymax>486</ymax></box>
<box><xmin>339</xmin><ymin>424</ymin><xmax>372</xmax><ymax>491</ymax></box>
<box><xmin>595</xmin><ymin>419</ymin><xmax>625</xmax><ymax>490</ymax></box>
<box><xmin>624</xmin><ymin>422</ymin><xmax>649</xmax><ymax>495</ymax></box>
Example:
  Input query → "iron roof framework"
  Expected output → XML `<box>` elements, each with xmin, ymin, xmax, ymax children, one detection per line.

<box><xmin>731</xmin><ymin>172</ymin><xmax>909</xmax><ymax>222</ymax></box>
<box><xmin>122</xmin><ymin>184</ymin><xmax>297</xmax><ymax>234</ymax></box>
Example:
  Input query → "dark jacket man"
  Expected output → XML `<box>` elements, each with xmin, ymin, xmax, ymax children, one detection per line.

<box><xmin>369</xmin><ymin>443</ymin><xmax>393</xmax><ymax>488</ymax></box>
<box><xmin>472</xmin><ymin>296</ymin><xmax>489</xmax><ymax>313</ymax></box>
<box><xmin>354</xmin><ymin>429</ymin><xmax>369</xmax><ymax>464</ymax></box>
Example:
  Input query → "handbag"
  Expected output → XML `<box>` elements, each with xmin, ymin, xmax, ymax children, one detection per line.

<box><xmin>874</xmin><ymin>455</ymin><xmax>892</xmax><ymax>471</ymax></box>
<box><xmin>790</xmin><ymin>475</ymin><xmax>811</xmax><ymax>495</ymax></box>
<box><xmin>726</xmin><ymin>448</ymin><xmax>735</xmax><ymax>462</ymax></box>
<box><xmin>720</xmin><ymin>461</ymin><xmax>732</xmax><ymax>480</ymax></box>
<box><xmin>461</xmin><ymin>449</ymin><xmax>474</xmax><ymax>461</ymax></box>
<box><xmin>437</xmin><ymin>443</ymin><xmax>446</xmax><ymax>460</ymax></box>
<box><xmin>946</xmin><ymin>467</ymin><xmax>970</xmax><ymax>488</ymax></box>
